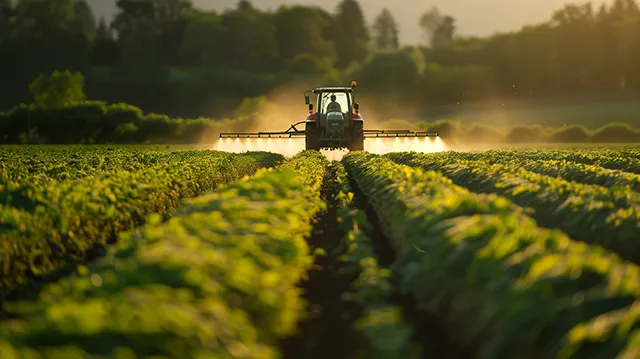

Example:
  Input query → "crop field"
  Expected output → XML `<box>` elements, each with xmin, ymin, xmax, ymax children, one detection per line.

<box><xmin>1</xmin><ymin>145</ymin><xmax>639</xmax><ymax>359</ymax></box>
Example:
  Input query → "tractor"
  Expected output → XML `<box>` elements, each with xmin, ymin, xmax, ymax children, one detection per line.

<box><xmin>219</xmin><ymin>81</ymin><xmax>438</xmax><ymax>151</ymax></box>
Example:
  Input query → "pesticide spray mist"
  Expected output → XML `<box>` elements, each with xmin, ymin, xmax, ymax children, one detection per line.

<box><xmin>214</xmin><ymin>135</ymin><xmax>448</xmax><ymax>160</ymax></box>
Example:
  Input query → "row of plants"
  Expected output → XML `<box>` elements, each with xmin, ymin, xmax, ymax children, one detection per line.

<box><xmin>0</xmin><ymin>151</ymin><xmax>284</xmax><ymax>297</ymax></box>
<box><xmin>334</xmin><ymin>163</ymin><xmax>420</xmax><ymax>359</ymax></box>
<box><xmin>386</xmin><ymin>152</ymin><xmax>640</xmax><ymax>264</ymax></box>
<box><xmin>387</xmin><ymin>149</ymin><xmax>640</xmax><ymax>190</ymax></box>
<box><xmin>428</xmin><ymin>148</ymin><xmax>640</xmax><ymax>174</ymax></box>
<box><xmin>0</xmin><ymin>146</ymin><xmax>256</xmax><ymax>183</ymax></box>
<box><xmin>0</xmin><ymin>150</ymin><xmax>329</xmax><ymax>358</ymax></box>
<box><xmin>342</xmin><ymin>151</ymin><xmax>640</xmax><ymax>359</ymax></box>
<box><xmin>490</xmin><ymin>159</ymin><xmax>640</xmax><ymax>191</ymax></box>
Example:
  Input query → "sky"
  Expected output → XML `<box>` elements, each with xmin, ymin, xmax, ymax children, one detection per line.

<box><xmin>87</xmin><ymin>0</ymin><xmax>610</xmax><ymax>45</ymax></box>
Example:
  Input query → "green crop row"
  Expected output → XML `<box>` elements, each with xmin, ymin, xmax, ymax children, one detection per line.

<box><xmin>386</xmin><ymin>152</ymin><xmax>640</xmax><ymax>264</ymax></box>
<box><xmin>334</xmin><ymin>164</ymin><xmax>420</xmax><ymax>359</ymax></box>
<box><xmin>0</xmin><ymin>145</ymin><xmax>228</xmax><ymax>182</ymax></box>
<box><xmin>342</xmin><ymin>151</ymin><xmax>640</xmax><ymax>359</ymax></box>
<box><xmin>426</xmin><ymin>148</ymin><xmax>640</xmax><ymax>174</ymax></box>
<box><xmin>501</xmin><ymin>159</ymin><xmax>640</xmax><ymax>191</ymax></box>
<box><xmin>388</xmin><ymin>150</ymin><xmax>640</xmax><ymax>191</ymax></box>
<box><xmin>0</xmin><ymin>150</ymin><xmax>329</xmax><ymax>358</ymax></box>
<box><xmin>0</xmin><ymin>151</ymin><xmax>284</xmax><ymax>297</ymax></box>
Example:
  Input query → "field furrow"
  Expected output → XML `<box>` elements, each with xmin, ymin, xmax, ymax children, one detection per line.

<box><xmin>342</xmin><ymin>151</ymin><xmax>640</xmax><ymax>359</ymax></box>
<box><xmin>0</xmin><ymin>151</ymin><xmax>284</xmax><ymax>297</ymax></box>
<box><xmin>0</xmin><ymin>150</ymin><xmax>328</xmax><ymax>358</ymax></box>
<box><xmin>333</xmin><ymin>163</ymin><xmax>422</xmax><ymax>359</ymax></box>
<box><xmin>386</xmin><ymin>152</ymin><xmax>640</xmax><ymax>264</ymax></box>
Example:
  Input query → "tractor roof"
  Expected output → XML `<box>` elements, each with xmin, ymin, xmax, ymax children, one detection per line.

<box><xmin>313</xmin><ymin>87</ymin><xmax>353</xmax><ymax>94</ymax></box>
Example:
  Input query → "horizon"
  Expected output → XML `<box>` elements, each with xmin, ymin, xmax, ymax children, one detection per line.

<box><xmin>87</xmin><ymin>0</ymin><xmax>611</xmax><ymax>46</ymax></box>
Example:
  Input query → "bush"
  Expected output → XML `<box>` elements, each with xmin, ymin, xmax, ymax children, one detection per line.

<box><xmin>591</xmin><ymin>123</ymin><xmax>640</xmax><ymax>143</ymax></box>
<box><xmin>464</xmin><ymin>124</ymin><xmax>505</xmax><ymax>143</ymax></box>
<box><xmin>548</xmin><ymin>125</ymin><xmax>590</xmax><ymax>142</ymax></box>
<box><xmin>427</xmin><ymin>119</ymin><xmax>462</xmax><ymax>139</ymax></box>
<box><xmin>28</xmin><ymin>70</ymin><xmax>86</xmax><ymax>109</ymax></box>
<box><xmin>506</xmin><ymin>124</ymin><xmax>547</xmax><ymax>142</ymax></box>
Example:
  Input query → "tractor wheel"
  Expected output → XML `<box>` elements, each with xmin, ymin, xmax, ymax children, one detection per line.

<box><xmin>305</xmin><ymin>122</ymin><xmax>320</xmax><ymax>151</ymax></box>
<box><xmin>349</xmin><ymin>121</ymin><xmax>364</xmax><ymax>151</ymax></box>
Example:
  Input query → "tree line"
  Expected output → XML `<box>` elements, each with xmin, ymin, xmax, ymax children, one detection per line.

<box><xmin>0</xmin><ymin>0</ymin><xmax>639</xmax><ymax>119</ymax></box>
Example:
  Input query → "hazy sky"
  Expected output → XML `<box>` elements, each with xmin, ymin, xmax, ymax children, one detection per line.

<box><xmin>88</xmin><ymin>0</ymin><xmax>609</xmax><ymax>45</ymax></box>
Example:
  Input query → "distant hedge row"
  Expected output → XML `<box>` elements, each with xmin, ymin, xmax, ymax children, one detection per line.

<box><xmin>0</xmin><ymin>101</ymin><xmax>247</xmax><ymax>144</ymax></box>
<box><xmin>1</xmin><ymin>101</ymin><xmax>639</xmax><ymax>144</ymax></box>
<box><xmin>381</xmin><ymin>119</ymin><xmax>640</xmax><ymax>144</ymax></box>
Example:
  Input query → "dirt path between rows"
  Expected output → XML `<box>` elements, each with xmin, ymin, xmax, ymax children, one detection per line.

<box><xmin>279</xmin><ymin>162</ymin><xmax>363</xmax><ymax>359</ymax></box>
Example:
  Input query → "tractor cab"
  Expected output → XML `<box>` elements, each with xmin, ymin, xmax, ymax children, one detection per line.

<box><xmin>316</xmin><ymin>89</ymin><xmax>352</xmax><ymax>137</ymax></box>
<box><xmin>303</xmin><ymin>82</ymin><xmax>364</xmax><ymax>151</ymax></box>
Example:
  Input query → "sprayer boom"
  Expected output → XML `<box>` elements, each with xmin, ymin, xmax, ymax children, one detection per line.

<box><xmin>363</xmin><ymin>130</ymin><xmax>439</xmax><ymax>138</ymax></box>
<box><xmin>219</xmin><ymin>121</ymin><xmax>307</xmax><ymax>138</ymax></box>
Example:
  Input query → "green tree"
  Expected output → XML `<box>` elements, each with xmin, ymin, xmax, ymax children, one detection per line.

<box><xmin>0</xmin><ymin>0</ymin><xmax>11</xmax><ymax>39</ymax></box>
<box><xmin>112</xmin><ymin>0</ymin><xmax>193</xmax><ymax>65</ymax></box>
<box><xmin>419</xmin><ymin>6</ymin><xmax>456</xmax><ymax>48</ymax></box>
<box><xmin>91</xmin><ymin>17</ymin><xmax>118</xmax><ymax>66</ymax></box>
<box><xmin>237</xmin><ymin>0</ymin><xmax>253</xmax><ymax>11</ymax></box>
<box><xmin>29</xmin><ymin>70</ymin><xmax>86</xmax><ymax>108</ymax></box>
<box><xmin>178</xmin><ymin>11</ymin><xmax>223</xmax><ymax>67</ymax></box>
<box><xmin>154</xmin><ymin>0</ymin><xmax>194</xmax><ymax>65</ymax></box>
<box><xmin>372</xmin><ymin>8</ymin><xmax>399</xmax><ymax>50</ymax></box>
<box><xmin>1</xmin><ymin>0</ymin><xmax>91</xmax><ymax>106</ymax></box>
<box><xmin>112</xmin><ymin>0</ymin><xmax>167</xmax><ymax>82</ymax></box>
<box><xmin>333</xmin><ymin>0</ymin><xmax>369</xmax><ymax>68</ymax></box>
<box><xmin>74</xmin><ymin>0</ymin><xmax>96</xmax><ymax>37</ymax></box>
<box><xmin>274</xmin><ymin>5</ymin><xmax>336</xmax><ymax>69</ymax></box>
<box><xmin>349</xmin><ymin>49</ymin><xmax>422</xmax><ymax>119</ymax></box>
<box><xmin>219</xmin><ymin>6</ymin><xmax>278</xmax><ymax>71</ymax></box>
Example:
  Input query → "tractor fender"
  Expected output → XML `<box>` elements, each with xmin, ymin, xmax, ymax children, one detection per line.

<box><xmin>306</xmin><ymin>113</ymin><xmax>317</xmax><ymax>123</ymax></box>
<box><xmin>351</xmin><ymin>113</ymin><xmax>364</xmax><ymax>125</ymax></box>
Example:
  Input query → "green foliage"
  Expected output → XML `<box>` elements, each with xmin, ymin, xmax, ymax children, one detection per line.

<box><xmin>334</xmin><ymin>163</ymin><xmax>421</xmax><ymax>359</ymax></box>
<box><xmin>0</xmin><ymin>147</ymin><xmax>284</xmax><ymax>296</ymax></box>
<box><xmin>343</xmin><ymin>151</ymin><xmax>640</xmax><ymax>359</ymax></box>
<box><xmin>0</xmin><ymin>150</ymin><xmax>326</xmax><ymax>358</ymax></box>
<box><xmin>385</xmin><ymin>150</ymin><xmax>640</xmax><ymax>263</ymax></box>
<box><xmin>333</xmin><ymin>0</ymin><xmax>370</xmax><ymax>68</ymax></box>
<box><xmin>0</xmin><ymin>101</ymin><xmax>241</xmax><ymax>144</ymax></box>
<box><xmin>549</xmin><ymin>125</ymin><xmax>591</xmax><ymax>142</ymax></box>
<box><xmin>274</xmin><ymin>6</ymin><xmax>336</xmax><ymax>68</ymax></box>
<box><xmin>591</xmin><ymin>123</ymin><xmax>640</xmax><ymax>142</ymax></box>
<box><xmin>28</xmin><ymin>70</ymin><xmax>86</xmax><ymax>109</ymax></box>
<box><xmin>372</xmin><ymin>8</ymin><xmax>399</xmax><ymax>50</ymax></box>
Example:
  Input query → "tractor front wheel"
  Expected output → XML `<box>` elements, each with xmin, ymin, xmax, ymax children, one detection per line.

<box><xmin>305</xmin><ymin>122</ymin><xmax>320</xmax><ymax>151</ymax></box>
<box><xmin>349</xmin><ymin>121</ymin><xmax>364</xmax><ymax>151</ymax></box>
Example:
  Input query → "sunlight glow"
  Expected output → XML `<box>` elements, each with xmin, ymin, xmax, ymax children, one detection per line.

<box><xmin>213</xmin><ymin>136</ymin><xmax>448</xmax><ymax>158</ymax></box>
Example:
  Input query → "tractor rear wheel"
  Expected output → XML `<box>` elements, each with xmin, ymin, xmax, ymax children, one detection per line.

<box><xmin>305</xmin><ymin>122</ymin><xmax>320</xmax><ymax>151</ymax></box>
<box><xmin>349</xmin><ymin>121</ymin><xmax>364</xmax><ymax>151</ymax></box>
